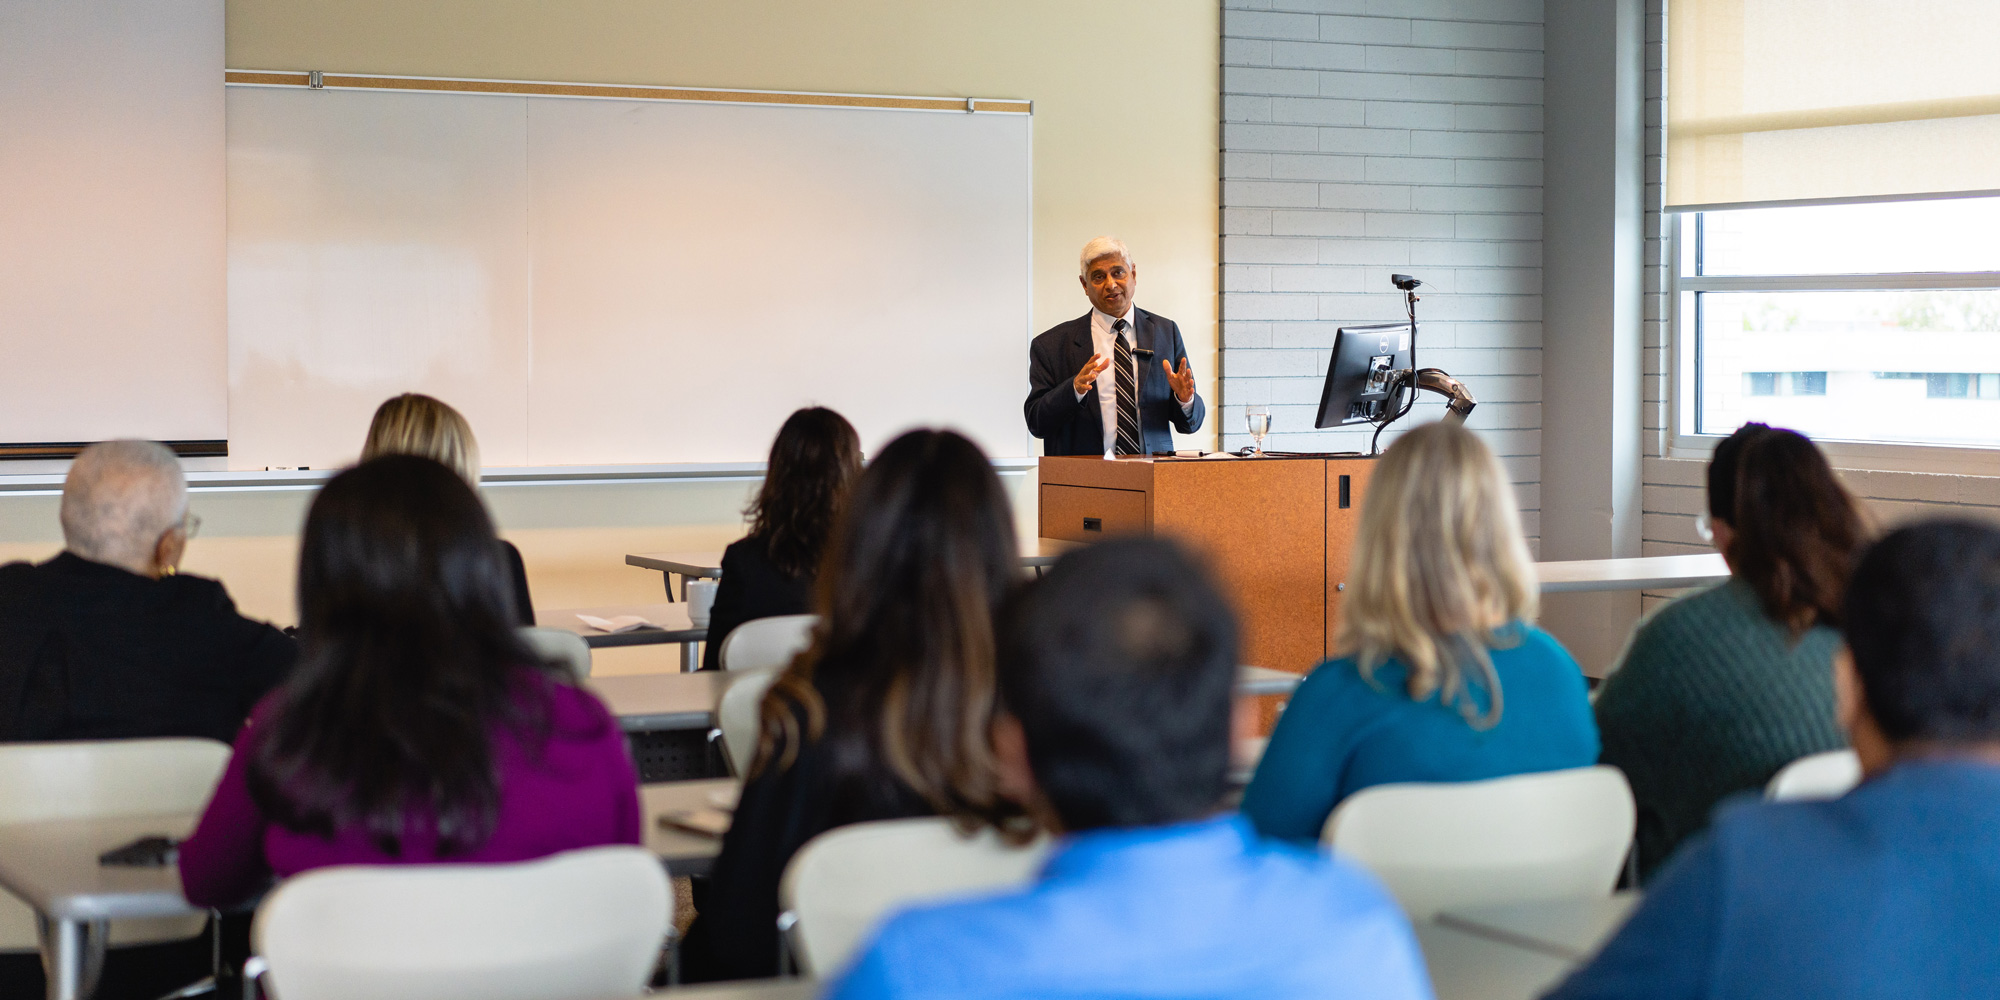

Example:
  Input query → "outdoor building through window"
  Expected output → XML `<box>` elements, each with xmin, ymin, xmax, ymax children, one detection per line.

<box><xmin>1677</xmin><ymin>198</ymin><xmax>2000</xmax><ymax>448</ymax></box>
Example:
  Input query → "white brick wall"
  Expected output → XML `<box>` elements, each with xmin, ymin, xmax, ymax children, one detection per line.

<box><xmin>1221</xmin><ymin>0</ymin><xmax>1546</xmax><ymax>545</ymax></box>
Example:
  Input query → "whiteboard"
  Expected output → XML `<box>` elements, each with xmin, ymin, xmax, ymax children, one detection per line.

<box><xmin>0</xmin><ymin>0</ymin><xmax>225</xmax><ymax>445</ymax></box>
<box><xmin>225</xmin><ymin>86</ymin><xmax>1033</xmax><ymax>470</ymax></box>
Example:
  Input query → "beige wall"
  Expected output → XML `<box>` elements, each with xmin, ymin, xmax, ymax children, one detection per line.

<box><xmin>1</xmin><ymin>2</ymin><xmax>1219</xmax><ymax>671</ymax></box>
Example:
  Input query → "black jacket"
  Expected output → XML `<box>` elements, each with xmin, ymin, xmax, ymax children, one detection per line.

<box><xmin>677</xmin><ymin>676</ymin><xmax>932</xmax><ymax>981</ymax></box>
<box><xmin>700</xmin><ymin>535</ymin><xmax>813</xmax><ymax>671</ymax></box>
<box><xmin>0</xmin><ymin>553</ymin><xmax>297</xmax><ymax>744</ymax></box>
<box><xmin>1024</xmin><ymin>308</ymin><xmax>1207</xmax><ymax>456</ymax></box>
<box><xmin>500</xmin><ymin>540</ymin><xmax>535</xmax><ymax>627</ymax></box>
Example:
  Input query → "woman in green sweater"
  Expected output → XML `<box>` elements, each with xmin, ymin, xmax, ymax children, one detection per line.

<box><xmin>1595</xmin><ymin>424</ymin><xmax>1868</xmax><ymax>879</ymax></box>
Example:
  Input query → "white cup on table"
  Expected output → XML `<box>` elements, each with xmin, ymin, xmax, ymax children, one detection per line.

<box><xmin>686</xmin><ymin>578</ymin><xmax>718</xmax><ymax>628</ymax></box>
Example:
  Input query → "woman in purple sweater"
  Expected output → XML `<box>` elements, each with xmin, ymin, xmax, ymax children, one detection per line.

<box><xmin>178</xmin><ymin>455</ymin><xmax>640</xmax><ymax>907</ymax></box>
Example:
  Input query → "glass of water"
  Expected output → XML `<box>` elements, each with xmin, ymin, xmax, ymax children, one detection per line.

<box><xmin>1246</xmin><ymin>405</ymin><xmax>1271</xmax><ymax>457</ymax></box>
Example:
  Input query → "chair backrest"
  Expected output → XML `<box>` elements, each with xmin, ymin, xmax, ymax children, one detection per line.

<box><xmin>1766</xmin><ymin>748</ymin><xmax>1862</xmax><ymax>801</ymax></box>
<box><xmin>253</xmin><ymin>845</ymin><xmax>670</xmax><ymax>1000</ymax></box>
<box><xmin>1323</xmin><ymin>765</ymin><xmax>1636</xmax><ymax>921</ymax></box>
<box><xmin>718</xmin><ymin>614</ymin><xmax>818</xmax><ymax>673</ymax></box>
<box><xmin>780</xmin><ymin>818</ymin><xmax>1048</xmax><ymax>977</ymax></box>
<box><xmin>0</xmin><ymin>738</ymin><xmax>231</xmax><ymax>824</ymax></box>
<box><xmin>718</xmin><ymin>667</ymin><xmax>782</xmax><ymax>777</ymax></box>
<box><xmin>519</xmin><ymin>627</ymin><xmax>592</xmax><ymax>680</ymax></box>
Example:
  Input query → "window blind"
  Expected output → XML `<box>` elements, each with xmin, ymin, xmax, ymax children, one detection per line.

<box><xmin>1667</xmin><ymin>0</ymin><xmax>2000</xmax><ymax>210</ymax></box>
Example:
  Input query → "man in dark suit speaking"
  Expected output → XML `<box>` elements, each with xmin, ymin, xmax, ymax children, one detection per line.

<box><xmin>1025</xmin><ymin>237</ymin><xmax>1206</xmax><ymax>456</ymax></box>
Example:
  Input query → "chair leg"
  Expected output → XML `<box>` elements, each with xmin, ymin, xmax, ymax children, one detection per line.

<box><xmin>240</xmin><ymin>957</ymin><xmax>266</xmax><ymax>1000</ymax></box>
<box><xmin>775</xmin><ymin>911</ymin><xmax>798</xmax><ymax>978</ymax></box>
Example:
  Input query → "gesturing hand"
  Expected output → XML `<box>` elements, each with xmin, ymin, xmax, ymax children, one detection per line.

<box><xmin>1073</xmin><ymin>353</ymin><xmax>1112</xmax><ymax>396</ymax></box>
<box><xmin>1163</xmin><ymin>357</ymin><xmax>1196</xmax><ymax>405</ymax></box>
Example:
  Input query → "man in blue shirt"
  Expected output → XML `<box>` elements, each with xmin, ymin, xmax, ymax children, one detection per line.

<box><xmin>826</xmin><ymin>538</ymin><xmax>1433</xmax><ymax>1000</ymax></box>
<box><xmin>1547</xmin><ymin>520</ymin><xmax>2000</xmax><ymax>999</ymax></box>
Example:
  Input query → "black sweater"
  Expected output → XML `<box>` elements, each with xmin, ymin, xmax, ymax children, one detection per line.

<box><xmin>700</xmin><ymin>535</ymin><xmax>813</xmax><ymax>671</ymax></box>
<box><xmin>677</xmin><ymin>677</ymin><xmax>932</xmax><ymax>981</ymax></box>
<box><xmin>0</xmin><ymin>553</ymin><xmax>297</xmax><ymax>744</ymax></box>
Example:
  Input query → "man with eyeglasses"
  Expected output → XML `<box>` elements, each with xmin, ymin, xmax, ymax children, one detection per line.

<box><xmin>0</xmin><ymin>440</ymin><xmax>295</xmax><ymax>744</ymax></box>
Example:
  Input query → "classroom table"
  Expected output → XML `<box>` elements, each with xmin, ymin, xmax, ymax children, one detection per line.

<box><xmin>538</xmin><ymin>603</ymin><xmax>707</xmax><ymax>671</ymax></box>
<box><xmin>0</xmin><ymin>812</ymin><xmax>203</xmax><ymax>1000</ymax></box>
<box><xmin>1533</xmin><ymin>553</ymin><xmax>1728</xmax><ymax>594</ymax></box>
<box><xmin>642</xmin><ymin>779</ymin><xmax>740</xmax><ymax>877</ymax></box>
<box><xmin>592</xmin><ymin>666</ymin><xmax>1302</xmax><ymax>735</ymax></box>
<box><xmin>628</xmin><ymin>538</ymin><xmax>1083</xmax><ymax>600</ymax></box>
<box><xmin>589</xmin><ymin>670</ymin><xmax>736</xmax><ymax>732</ymax></box>
<box><xmin>1436</xmin><ymin>892</ymin><xmax>1640</xmax><ymax>962</ymax></box>
<box><xmin>1415</xmin><ymin>922</ymin><xmax>1578</xmax><ymax>1000</ymax></box>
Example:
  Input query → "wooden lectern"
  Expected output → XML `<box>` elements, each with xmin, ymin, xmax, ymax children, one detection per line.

<box><xmin>1038</xmin><ymin>455</ymin><xmax>1374</xmax><ymax>676</ymax></box>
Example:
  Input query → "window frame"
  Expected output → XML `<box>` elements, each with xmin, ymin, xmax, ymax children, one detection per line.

<box><xmin>1666</xmin><ymin>207</ymin><xmax>2000</xmax><ymax>475</ymax></box>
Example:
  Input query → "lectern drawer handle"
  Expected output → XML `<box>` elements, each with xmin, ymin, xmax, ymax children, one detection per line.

<box><xmin>1336</xmin><ymin>583</ymin><xmax>1345</xmax><ymax>592</ymax></box>
<box><xmin>1083</xmin><ymin>518</ymin><xmax>1103</xmax><ymax>532</ymax></box>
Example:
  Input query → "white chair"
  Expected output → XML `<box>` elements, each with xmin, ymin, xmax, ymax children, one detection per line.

<box><xmin>717</xmin><ymin>614</ymin><xmax>818</xmax><ymax>673</ymax></box>
<box><xmin>779</xmin><ymin>818</ymin><xmax>1048</xmax><ymax>977</ymax></box>
<box><xmin>717</xmin><ymin>667</ymin><xmax>782</xmax><ymax>777</ymax></box>
<box><xmin>0</xmin><ymin>738</ymin><xmax>232</xmax><ymax>952</ymax></box>
<box><xmin>252</xmin><ymin>845</ymin><xmax>670</xmax><ymax>1000</ymax></box>
<box><xmin>1323</xmin><ymin>765</ymin><xmax>1637</xmax><ymax>921</ymax></box>
<box><xmin>519</xmin><ymin>626</ymin><xmax>592</xmax><ymax>680</ymax></box>
<box><xmin>1766</xmin><ymin>748</ymin><xmax>1862</xmax><ymax>801</ymax></box>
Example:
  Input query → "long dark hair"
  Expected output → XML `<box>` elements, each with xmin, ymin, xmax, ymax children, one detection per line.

<box><xmin>249</xmin><ymin>455</ymin><xmax>555</xmax><ymax>856</ymax></box>
<box><xmin>1709</xmin><ymin>423</ymin><xmax>1868</xmax><ymax>635</ymax></box>
<box><xmin>747</xmin><ymin>408</ymin><xmax>862</xmax><ymax>579</ymax></box>
<box><xmin>755</xmin><ymin>429</ymin><xmax>1022</xmax><ymax>830</ymax></box>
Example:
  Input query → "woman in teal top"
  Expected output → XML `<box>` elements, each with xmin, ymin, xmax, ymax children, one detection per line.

<box><xmin>1242</xmin><ymin>422</ymin><xmax>1599</xmax><ymax>845</ymax></box>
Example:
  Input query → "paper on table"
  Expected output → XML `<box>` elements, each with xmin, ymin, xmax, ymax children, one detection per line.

<box><xmin>576</xmin><ymin>613</ymin><xmax>660</xmax><ymax>633</ymax></box>
<box><xmin>1200</xmin><ymin>451</ymin><xmax>1239</xmax><ymax>459</ymax></box>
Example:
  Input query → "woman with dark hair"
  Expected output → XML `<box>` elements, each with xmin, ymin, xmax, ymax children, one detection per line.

<box><xmin>702</xmin><ymin>407</ymin><xmax>862</xmax><ymax>670</ymax></box>
<box><xmin>176</xmin><ymin>456</ymin><xmax>639</xmax><ymax>906</ymax></box>
<box><xmin>678</xmin><ymin>429</ymin><xmax>1024</xmax><ymax>981</ymax></box>
<box><xmin>1595</xmin><ymin>423</ymin><xmax>1869</xmax><ymax>879</ymax></box>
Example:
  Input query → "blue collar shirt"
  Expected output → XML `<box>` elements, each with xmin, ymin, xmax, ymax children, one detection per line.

<box><xmin>824</xmin><ymin>814</ymin><xmax>1434</xmax><ymax>1000</ymax></box>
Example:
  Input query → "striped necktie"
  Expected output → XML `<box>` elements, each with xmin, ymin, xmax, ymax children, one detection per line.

<box><xmin>1112</xmin><ymin>319</ymin><xmax>1143</xmax><ymax>456</ymax></box>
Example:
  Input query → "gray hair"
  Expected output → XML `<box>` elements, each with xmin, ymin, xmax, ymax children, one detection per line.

<box><xmin>60</xmin><ymin>441</ymin><xmax>188</xmax><ymax>568</ymax></box>
<box><xmin>1078</xmin><ymin>236</ymin><xmax>1134</xmax><ymax>276</ymax></box>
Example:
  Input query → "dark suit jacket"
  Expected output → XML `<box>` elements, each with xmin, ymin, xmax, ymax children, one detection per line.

<box><xmin>500</xmin><ymin>539</ymin><xmax>535</xmax><ymax>627</ymax></box>
<box><xmin>700</xmin><ymin>534</ymin><xmax>813</xmax><ymax>671</ymax></box>
<box><xmin>1024</xmin><ymin>307</ymin><xmax>1207</xmax><ymax>456</ymax></box>
<box><xmin>0</xmin><ymin>553</ymin><xmax>297</xmax><ymax>745</ymax></box>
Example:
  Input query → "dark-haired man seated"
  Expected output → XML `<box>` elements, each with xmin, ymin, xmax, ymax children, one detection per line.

<box><xmin>1547</xmin><ymin>519</ymin><xmax>2000</xmax><ymax>999</ymax></box>
<box><xmin>826</xmin><ymin>538</ymin><xmax>1431</xmax><ymax>1000</ymax></box>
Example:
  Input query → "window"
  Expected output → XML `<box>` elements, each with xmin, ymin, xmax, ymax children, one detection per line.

<box><xmin>1675</xmin><ymin>197</ymin><xmax>2000</xmax><ymax>450</ymax></box>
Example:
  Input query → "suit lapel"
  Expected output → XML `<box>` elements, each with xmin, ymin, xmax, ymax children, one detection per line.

<box><xmin>1132</xmin><ymin>309</ymin><xmax>1160</xmax><ymax>399</ymax></box>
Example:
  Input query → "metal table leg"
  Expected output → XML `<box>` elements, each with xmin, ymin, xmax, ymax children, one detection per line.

<box><xmin>681</xmin><ymin>640</ymin><xmax>701</xmax><ymax>673</ymax></box>
<box><xmin>38</xmin><ymin>914</ymin><xmax>107</xmax><ymax>1000</ymax></box>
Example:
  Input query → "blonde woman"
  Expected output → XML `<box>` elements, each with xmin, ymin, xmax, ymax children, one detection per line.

<box><xmin>1240</xmin><ymin>422</ymin><xmax>1598</xmax><ymax>844</ymax></box>
<box><xmin>360</xmin><ymin>393</ymin><xmax>534</xmax><ymax>625</ymax></box>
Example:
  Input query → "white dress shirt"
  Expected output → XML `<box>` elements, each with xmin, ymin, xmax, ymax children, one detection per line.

<box><xmin>1075</xmin><ymin>306</ymin><xmax>1194</xmax><ymax>456</ymax></box>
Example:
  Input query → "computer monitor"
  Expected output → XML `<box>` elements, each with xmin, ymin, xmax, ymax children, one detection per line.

<box><xmin>1315</xmin><ymin>322</ymin><xmax>1415</xmax><ymax>429</ymax></box>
